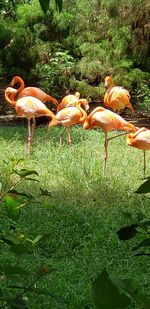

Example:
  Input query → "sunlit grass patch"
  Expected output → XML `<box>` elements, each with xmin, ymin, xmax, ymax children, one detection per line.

<box><xmin>0</xmin><ymin>125</ymin><xmax>150</xmax><ymax>308</ymax></box>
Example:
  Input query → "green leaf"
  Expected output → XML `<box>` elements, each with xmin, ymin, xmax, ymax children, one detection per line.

<box><xmin>0</xmin><ymin>234</ymin><xmax>31</xmax><ymax>255</ymax></box>
<box><xmin>10</xmin><ymin>244</ymin><xmax>30</xmax><ymax>256</ymax></box>
<box><xmin>135</xmin><ymin>178</ymin><xmax>150</xmax><ymax>194</ymax></box>
<box><xmin>0</xmin><ymin>234</ymin><xmax>21</xmax><ymax>245</ymax></box>
<box><xmin>139</xmin><ymin>220</ymin><xmax>150</xmax><ymax>227</ymax></box>
<box><xmin>91</xmin><ymin>269</ymin><xmax>131</xmax><ymax>309</ymax></box>
<box><xmin>7</xmin><ymin>296</ymin><xmax>28</xmax><ymax>309</ymax></box>
<box><xmin>32</xmin><ymin>233</ymin><xmax>50</xmax><ymax>246</ymax></box>
<box><xmin>132</xmin><ymin>238</ymin><xmax>150</xmax><ymax>251</ymax></box>
<box><xmin>39</xmin><ymin>0</ymin><xmax>50</xmax><ymax>14</ymax></box>
<box><xmin>110</xmin><ymin>275</ymin><xmax>150</xmax><ymax>308</ymax></box>
<box><xmin>55</xmin><ymin>0</ymin><xmax>63</xmax><ymax>11</ymax></box>
<box><xmin>39</xmin><ymin>188</ymin><xmax>52</xmax><ymax>197</ymax></box>
<box><xmin>0</xmin><ymin>264</ymin><xmax>29</xmax><ymax>276</ymax></box>
<box><xmin>13</xmin><ymin>168</ymin><xmax>38</xmax><ymax>178</ymax></box>
<box><xmin>24</xmin><ymin>177</ymin><xmax>40</xmax><ymax>182</ymax></box>
<box><xmin>11</xmin><ymin>158</ymin><xmax>25</xmax><ymax>167</ymax></box>
<box><xmin>117</xmin><ymin>224</ymin><xmax>138</xmax><ymax>240</ymax></box>
<box><xmin>5</xmin><ymin>195</ymin><xmax>20</xmax><ymax>220</ymax></box>
<box><xmin>0</xmin><ymin>182</ymin><xmax>2</xmax><ymax>192</ymax></box>
<box><xmin>8</xmin><ymin>189</ymin><xmax>33</xmax><ymax>199</ymax></box>
<box><xmin>134</xmin><ymin>252</ymin><xmax>150</xmax><ymax>256</ymax></box>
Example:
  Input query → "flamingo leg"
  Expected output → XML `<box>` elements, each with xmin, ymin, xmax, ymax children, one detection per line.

<box><xmin>104</xmin><ymin>132</ymin><xmax>108</xmax><ymax>173</ymax></box>
<box><xmin>67</xmin><ymin>127</ymin><xmax>72</xmax><ymax>144</ymax></box>
<box><xmin>32</xmin><ymin>117</ymin><xmax>36</xmax><ymax>139</ymax></box>
<box><xmin>144</xmin><ymin>150</ymin><xmax>146</xmax><ymax>178</ymax></box>
<box><xmin>59</xmin><ymin>127</ymin><xmax>66</xmax><ymax>145</ymax></box>
<box><xmin>26</xmin><ymin>119</ymin><xmax>32</xmax><ymax>155</ymax></box>
<box><xmin>107</xmin><ymin>131</ymin><xmax>129</xmax><ymax>142</ymax></box>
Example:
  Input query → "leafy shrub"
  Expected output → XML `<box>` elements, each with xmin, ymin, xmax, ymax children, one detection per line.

<box><xmin>0</xmin><ymin>158</ymin><xmax>66</xmax><ymax>308</ymax></box>
<box><xmin>135</xmin><ymin>82</ymin><xmax>150</xmax><ymax>111</ymax></box>
<box><xmin>34</xmin><ymin>47</ymin><xmax>75</xmax><ymax>97</ymax></box>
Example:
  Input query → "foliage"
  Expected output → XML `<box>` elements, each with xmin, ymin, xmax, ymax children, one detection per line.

<box><xmin>33</xmin><ymin>46</ymin><xmax>75</xmax><ymax>96</ymax></box>
<box><xmin>0</xmin><ymin>0</ymin><xmax>150</xmax><ymax>102</ymax></box>
<box><xmin>91</xmin><ymin>269</ymin><xmax>150</xmax><ymax>308</ymax></box>
<box><xmin>135</xmin><ymin>82</ymin><xmax>150</xmax><ymax>111</ymax></box>
<box><xmin>39</xmin><ymin>0</ymin><xmax>63</xmax><ymax>14</ymax></box>
<box><xmin>0</xmin><ymin>158</ymin><xmax>66</xmax><ymax>308</ymax></box>
<box><xmin>91</xmin><ymin>175</ymin><xmax>150</xmax><ymax>309</ymax></box>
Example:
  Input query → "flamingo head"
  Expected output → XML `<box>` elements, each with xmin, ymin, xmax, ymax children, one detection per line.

<box><xmin>5</xmin><ymin>87</ymin><xmax>17</xmax><ymax>96</ymax></box>
<box><xmin>5</xmin><ymin>87</ymin><xmax>17</xmax><ymax>106</ymax></box>
<box><xmin>10</xmin><ymin>76</ymin><xmax>20</xmax><ymax>87</ymax></box>
<box><xmin>104</xmin><ymin>76</ymin><xmax>113</xmax><ymax>88</ymax></box>
<box><xmin>75</xmin><ymin>92</ymin><xmax>80</xmax><ymax>99</ymax></box>
<box><xmin>78</xmin><ymin>99</ymin><xmax>89</xmax><ymax>111</ymax></box>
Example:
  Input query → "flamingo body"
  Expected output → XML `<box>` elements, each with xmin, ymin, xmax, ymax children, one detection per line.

<box><xmin>83</xmin><ymin>106</ymin><xmax>136</xmax><ymax>132</ymax></box>
<box><xmin>49</xmin><ymin>103</ymin><xmax>87</xmax><ymax>144</ymax></box>
<box><xmin>11</xmin><ymin>75</ymin><xmax>58</xmax><ymax>105</ymax></box>
<box><xmin>83</xmin><ymin>106</ymin><xmax>136</xmax><ymax>171</ymax></box>
<box><xmin>104</xmin><ymin>76</ymin><xmax>134</xmax><ymax>113</ymax></box>
<box><xmin>127</xmin><ymin>127</ymin><xmax>150</xmax><ymax>176</ymax></box>
<box><xmin>50</xmin><ymin>106</ymin><xmax>86</xmax><ymax>127</ymax></box>
<box><xmin>57</xmin><ymin>92</ymin><xmax>80</xmax><ymax>112</ymax></box>
<box><xmin>15</xmin><ymin>96</ymin><xmax>55</xmax><ymax>119</ymax></box>
<box><xmin>127</xmin><ymin>127</ymin><xmax>150</xmax><ymax>151</ymax></box>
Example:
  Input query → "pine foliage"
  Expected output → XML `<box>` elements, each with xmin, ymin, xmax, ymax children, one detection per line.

<box><xmin>0</xmin><ymin>0</ymin><xmax>150</xmax><ymax>104</ymax></box>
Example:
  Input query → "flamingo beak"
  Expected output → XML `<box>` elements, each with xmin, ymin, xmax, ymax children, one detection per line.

<box><xmin>104</xmin><ymin>81</ymin><xmax>108</xmax><ymax>88</ymax></box>
<box><xmin>85</xmin><ymin>104</ymin><xmax>90</xmax><ymax>111</ymax></box>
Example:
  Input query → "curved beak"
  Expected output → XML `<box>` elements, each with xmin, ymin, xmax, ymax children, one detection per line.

<box><xmin>85</xmin><ymin>104</ymin><xmax>90</xmax><ymax>111</ymax></box>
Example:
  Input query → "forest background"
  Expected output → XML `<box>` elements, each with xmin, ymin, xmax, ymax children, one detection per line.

<box><xmin>0</xmin><ymin>0</ymin><xmax>150</xmax><ymax>109</ymax></box>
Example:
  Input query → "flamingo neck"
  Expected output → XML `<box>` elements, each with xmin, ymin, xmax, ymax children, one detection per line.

<box><xmin>107</xmin><ymin>80</ymin><xmax>113</xmax><ymax>92</ymax></box>
<box><xmin>77</xmin><ymin>104</ymin><xmax>87</xmax><ymax>123</ymax></box>
<box><xmin>5</xmin><ymin>91</ymin><xmax>16</xmax><ymax>107</ymax></box>
<box><xmin>13</xmin><ymin>76</ymin><xmax>25</xmax><ymax>93</ymax></box>
<box><xmin>83</xmin><ymin>116</ymin><xmax>91</xmax><ymax>129</ymax></box>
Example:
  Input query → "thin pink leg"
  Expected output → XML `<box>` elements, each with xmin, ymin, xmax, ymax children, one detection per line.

<box><xmin>32</xmin><ymin>117</ymin><xmax>36</xmax><ymax>139</ymax></box>
<box><xmin>104</xmin><ymin>132</ymin><xmax>108</xmax><ymax>173</ymax></box>
<box><xmin>26</xmin><ymin>119</ymin><xmax>32</xmax><ymax>155</ymax></box>
<box><xmin>144</xmin><ymin>150</ymin><xmax>146</xmax><ymax>178</ymax></box>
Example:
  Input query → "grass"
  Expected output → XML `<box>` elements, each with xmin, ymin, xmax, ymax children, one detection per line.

<box><xmin>0</xmin><ymin>124</ymin><xmax>150</xmax><ymax>308</ymax></box>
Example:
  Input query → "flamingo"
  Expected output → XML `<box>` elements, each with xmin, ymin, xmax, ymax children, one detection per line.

<box><xmin>104</xmin><ymin>76</ymin><xmax>134</xmax><ymax>114</ymax></box>
<box><xmin>10</xmin><ymin>75</ymin><xmax>59</xmax><ymax>134</ymax></box>
<box><xmin>5</xmin><ymin>87</ymin><xmax>56</xmax><ymax>154</ymax></box>
<box><xmin>49</xmin><ymin>101</ymin><xmax>87</xmax><ymax>145</ymax></box>
<box><xmin>57</xmin><ymin>92</ymin><xmax>80</xmax><ymax>112</ymax></box>
<box><xmin>10</xmin><ymin>75</ymin><xmax>59</xmax><ymax>105</ymax></box>
<box><xmin>56</xmin><ymin>92</ymin><xmax>89</xmax><ymax>112</ymax></box>
<box><xmin>83</xmin><ymin>106</ymin><xmax>136</xmax><ymax>171</ymax></box>
<box><xmin>126</xmin><ymin>127</ymin><xmax>150</xmax><ymax>177</ymax></box>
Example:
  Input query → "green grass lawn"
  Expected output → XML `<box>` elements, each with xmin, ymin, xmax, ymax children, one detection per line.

<box><xmin>0</xmin><ymin>124</ymin><xmax>150</xmax><ymax>308</ymax></box>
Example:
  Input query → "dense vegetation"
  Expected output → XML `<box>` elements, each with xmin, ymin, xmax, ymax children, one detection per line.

<box><xmin>0</xmin><ymin>0</ymin><xmax>150</xmax><ymax>107</ymax></box>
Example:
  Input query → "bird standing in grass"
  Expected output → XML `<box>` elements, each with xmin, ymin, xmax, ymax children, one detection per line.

<box><xmin>10</xmin><ymin>75</ymin><xmax>58</xmax><ymax>134</ymax></box>
<box><xmin>83</xmin><ymin>106</ymin><xmax>136</xmax><ymax>171</ymax></box>
<box><xmin>5</xmin><ymin>87</ymin><xmax>56</xmax><ymax>154</ymax></box>
<box><xmin>126</xmin><ymin>127</ymin><xmax>150</xmax><ymax>177</ymax></box>
<box><xmin>104</xmin><ymin>76</ymin><xmax>134</xmax><ymax>114</ymax></box>
<box><xmin>49</xmin><ymin>101</ymin><xmax>87</xmax><ymax>145</ymax></box>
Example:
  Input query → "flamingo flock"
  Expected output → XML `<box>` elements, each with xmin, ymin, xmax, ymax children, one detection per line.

<box><xmin>4</xmin><ymin>75</ymin><xmax>150</xmax><ymax>176</ymax></box>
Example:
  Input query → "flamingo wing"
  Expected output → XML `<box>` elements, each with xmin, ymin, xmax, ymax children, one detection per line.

<box><xmin>16</xmin><ymin>96</ymin><xmax>53</xmax><ymax>118</ymax></box>
<box><xmin>127</xmin><ymin>128</ymin><xmax>150</xmax><ymax>150</ymax></box>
